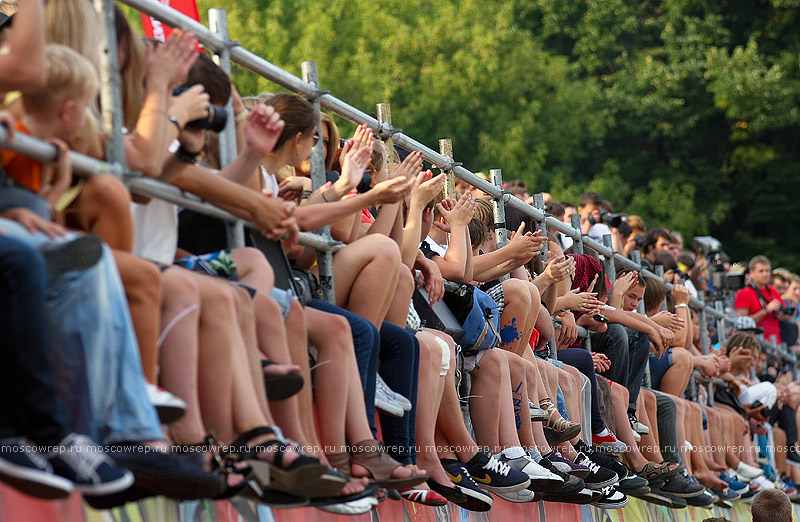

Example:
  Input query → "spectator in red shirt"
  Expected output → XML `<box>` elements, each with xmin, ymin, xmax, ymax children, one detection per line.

<box><xmin>734</xmin><ymin>255</ymin><xmax>789</xmax><ymax>343</ymax></box>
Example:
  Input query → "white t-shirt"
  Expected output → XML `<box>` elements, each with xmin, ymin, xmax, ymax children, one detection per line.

<box><xmin>423</xmin><ymin>236</ymin><xmax>448</xmax><ymax>257</ymax></box>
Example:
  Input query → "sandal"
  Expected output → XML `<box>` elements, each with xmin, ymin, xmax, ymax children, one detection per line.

<box><xmin>228</xmin><ymin>426</ymin><xmax>346</xmax><ymax>498</ymax></box>
<box><xmin>349</xmin><ymin>439</ymin><xmax>429</xmax><ymax>489</ymax></box>
<box><xmin>173</xmin><ymin>434</ymin><xmax>251</xmax><ymax>499</ymax></box>
<box><xmin>540</xmin><ymin>399</ymin><xmax>582</xmax><ymax>444</ymax></box>
<box><xmin>261</xmin><ymin>360</ymin><xmax>304</xmax><ymax>400</ymax></box>
<box><xmin>637</xmin><ymin>461</ymin><xmax>681</xmax><ymax>482</ymax></box>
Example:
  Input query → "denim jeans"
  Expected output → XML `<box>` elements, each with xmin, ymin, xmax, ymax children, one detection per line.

<box><xmin>0</xmin><ymin>218</ymin><xmax>163</xmax><ymax>445</ymax></box>
<box><xmin>626</xmin><ymin>328</ymin><xmax>652</xmax><ymax>411</ymax></box>
<box><xmin>589</xmin><ymin>323</ymin><xmax>629</xmax><ymax>386</ymax></box>
<box><xmin>0</xmin><ymin>235</ymin><xmax>68</xmax><ymax>446</ymax></box>
<box><xmin>378</xmin><ymin>323</ymin><xmax>419</xmax><ymax>465</ymax></box>
<box><xmin>309</xmin><ymin>299</ymin><xmax>380</xmax><ymax>432</ymax></box>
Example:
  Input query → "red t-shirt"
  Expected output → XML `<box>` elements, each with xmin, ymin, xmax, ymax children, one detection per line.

<box><xmin>734</xmin><ymin>285</ymin><xmax>784</xmax><ymax>342</ymax></box>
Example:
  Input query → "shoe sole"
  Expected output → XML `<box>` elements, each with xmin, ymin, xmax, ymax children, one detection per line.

<box><xmin>584</xmin><ymin>472</ymin><xmax>620</xmax><ymax>491</ymax></box>
<box><xmin>544</xmin><ymin>425</ymin><xmax>582</xmax><ymax>445</ymax></box>
<box><xmin>787</xmin><ymin>459</ymin><xmax>800</xmax><ymax>468</ymax></box>
<box><xmin>42</xmin><ymin>235</ymin><xmax>103</xmax><ymax>275</ymax></box>
<box><xmin>474</xmin><ymin>477</ymin><xmax>531</xmax><ymax>494</ymax></box>
<box><xmin>75</xmin><ymin>471</ymin><xmax>135</xmax><ymax>496</ymax></box>
<box><xmin>154</xmin><ymin>404</ymin><xmax>186</xmax><ymax>425</ymax></box>
<box><xmin>249</xmin><ymin>460</ymin><xmax>346</xmax><ymax>498</ymax></box>
<box><xmin>591</xmin><ymin>499</ymin><xmax>628</xmax><ymax>509</ymax></box>
<box><xmin>542</xmin><ymin>488</ymin><xmax>595</xmax><ymax>505</ymax></box>
<box><xmin>651</xmin><ymin>486</ymin><xmax>706</xmax><ymax>498</ymax></box>
<box><xmin>452</xmin><ymin>486</ymin><xmax>493</xmax><ymax>512</ymax></box>
<box><xmin>375</xmin><ymin>400</ymin><xmax>405</xmax><ymax>418</ymax></box>
<box><xmin>264</xmin><ymin>374</ymin><xmax>304</xmax><ymax>401</ymax></box>
<box><xmin>0</xmin><ymin>466</ymin><xmax>73</xmax><ymax>499</ymax></box>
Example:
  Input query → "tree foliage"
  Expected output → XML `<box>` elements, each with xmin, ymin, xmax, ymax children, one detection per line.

<box><xmin>158</xmin><ymin>0</ymin><xmax>800</xmax><ymax>269</ymax></box>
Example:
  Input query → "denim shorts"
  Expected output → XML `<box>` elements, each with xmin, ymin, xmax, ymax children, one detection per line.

<box><xmin>649</xmin><ymin>347</ymin><xmax>674</xmax><ymax>391</ymax></box>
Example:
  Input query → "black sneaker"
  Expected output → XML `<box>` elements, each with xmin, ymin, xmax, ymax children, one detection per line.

<box><xmin>538</xmin><ymin>457</ymin><xmax>585</xmax><ymax>495</ymax></box>
<box><xmin>685</xmin><ymin>488</ymin><xmax>716</xmax><ymax>507</ymax></box>
<box><xmin>652</xmin><ymin>469</ymin><xmax>705</xmax><ymax>498</ymax></box>
<box><xmin>47</xmin><ymin>434</ymin><xmax>134</xmax><ymax>496</ymax></box>
<box><xmin>40</xmin><ymin>235</ymin><xmax>103</xmax><ymax>275</ymax></box>
<box><xmin>0</xmin><ymin>437</ymin><xmax>74</xmax><ymax>498</ymax></box>
<box><xmin>788</xmin><ymin>447</ymin><xmax>800</xmax><ymax>467</ymax></box>
<box><xmin>583</xmin><ymin>450</ymin><xmax>649</xmax><ymax>494</ymax></box>
<box><xmin>573</xmin><ymin>452</ymin><xmax>619</xmax><ymax>490</ymax></box>
<box><xmin>462</xmin><ymin>450</ymin><xmax>530</xmax><ymax>493</ymax></box>
<box><xmin>441</xmin><ymin>459</ymin><xmax>493</xmax><ymax>512</ymax></box>
<box><xmin>591</xmin><ymin>485</ymin><xmax>628</xmax><ymax>509</ymax></box>
<box><xmin>103</xmin><ymin>444</ymin><xmax>224</xmax><ymax>499</ymax></box>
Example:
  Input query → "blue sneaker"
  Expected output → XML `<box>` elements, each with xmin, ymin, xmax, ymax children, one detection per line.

<box><xmin>463</xmin><ymin>450</ymin><xmax>530</xmax><ymax>493</ymax></box>
<box><xmin>441</xmin><ymin>459</ymin><xmax>493</xmax><ymax>512</ymax></box>
<box><xmin>47</xmin><ymin>434</ymin><xmax>134</xmax><ymax>496</ymax></box>
<box><xmin>0</xmin><ymin>437</ymin><xmax>74</xmax><ymax>498</ymax></box>
<box><xmin>720</xmin><ymin>471</ymin><xmax>749</xmax><ymax>495</ymax></box>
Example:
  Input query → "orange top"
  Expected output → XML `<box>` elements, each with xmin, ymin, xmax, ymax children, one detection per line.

<box><xmin>1</xmin><ymin>121</ymin><xmax>42</xmax><ymax>192</ymax></box>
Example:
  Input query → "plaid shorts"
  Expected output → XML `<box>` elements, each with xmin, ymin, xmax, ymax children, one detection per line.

<box><xmin>484</xmin><ymin>282</ymin><xmax>505</xmax><ymax>315</ymax></box>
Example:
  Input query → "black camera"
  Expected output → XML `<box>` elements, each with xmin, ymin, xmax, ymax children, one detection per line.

<box><xmin>781</xmin><ymin>305</ymin><xmax>796</xmax><ymax>316</ymax></box>
<box><xmin>593</xmin><ymin>314</ymin><xmax>609</xmax><ymax>323</ymax></box>
<box><xmin>634</xmin><ymin>235</ymin><xmax>646</xmax><ymax>247</ymax></box>
<box><xmin>588</xmin><ymin>209</ymin><xmax>623</xmax><ymax>228</ymax></box>
<box><xmin>172</xmin><ymin>86</ymin><xmax>227</xmax><ymax>133</ymax></box>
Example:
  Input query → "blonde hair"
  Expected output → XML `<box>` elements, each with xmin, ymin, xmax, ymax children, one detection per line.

<box><xmin>21</xmin><ymin>44</ymin><xmax>99</xmax><ymax>117</ymax></box>
<box><xmin>45</xmin><ymin>0</ymin><xmax>102</xmax><ymax>73</ymax></box>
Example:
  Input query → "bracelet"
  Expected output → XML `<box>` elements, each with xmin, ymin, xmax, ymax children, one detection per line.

<box><xmin>175</xmin><ymin>145</ymin><xmax>201</xmax><ymax>164</ymax></box>
<box><xmin>167</xmin><ymin>114</ymin><xmax>183</xmax><ymax>134</ymax></box>
<box><xmin>235</xmin><ymin>111</ymin><xmax>249</xmax><ymax>125</ymax></box>
<box><xmin>675</xmin><ymin>303</ymin><xmax>689</xmax><ymax>309</ymax></box>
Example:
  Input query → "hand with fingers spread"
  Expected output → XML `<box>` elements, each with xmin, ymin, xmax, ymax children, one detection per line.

<box><xmin>561</xmin><ymin>288</ymin><xmax>605</xmax><ymax>312</ymax></box>
<box><xmin>410</xmin><ymin>170</ymin><xmax>445</xmax><ymax>209</ymax></box>
<box><xmin>611</xmin><ymin>270</ymin><xmax>638</xmax><ymax>304</ymax></box>
<box><xmin>436</xmin><ymin>194</ymin><xmax>475</xmax><ymax>229</ymax></box>
<box><xmin>542</xmin><ymin>255</ymin><xmax>573</xmax><ymax>284</ymax></box>
<box><xmin>391</xmin><ymin>151</ymin><xmax>424</xmax><ymax>181</ymax></box>
<box><xmin>146</xmin><ymin>30</ymin><xmax>199</xmax><ymax>90</ymax></box>
<box><xmin>244</xmin><ymin>104</ymin><xmax>285</xmax><ymax>158</ymax></box>
<box><xmin>335</xmin><ymin>125</ymin><xmax>374</xmax><ymax>196</ymax></box>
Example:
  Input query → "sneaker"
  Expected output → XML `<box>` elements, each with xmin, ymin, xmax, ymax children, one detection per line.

<box><xmin>463</xmin><ymin>450</ymin><xmax>530</xmax><ymax>493</ymax></box>
<box><xmin>529</xmin><ymin>400</ymin><xmax>549</xmax><ymax>422</ymax></box>
<box><xmin>537</xmin><ymin>458</ymin><xmax>586</xmax><ymax>495</ymax></box>
<box><xmin>654</xmin><ymin>470</ymin><xmax>705</xmax><ymax>498</ymax></box>
<box><xmin>750</xmin><ymin>475</ymin><xmax>776</xmax><ymax>492</ymax></box>
<box><xmin>373</xmin><ymin>377</ymin><xmax>405</xmax><ymax>418</ymax></box>
<box><xmin>441</xmin><ymin>460</ymin><xmax>493</xmax><ymax>512</ymax></box>
<box><xmin>0</xmin><ymin>437</ymin><xmax>74</xmax><ymax>498</ymax></box>
<box><xmin>592</xmin><ymin>431</ymin><xmax>627</xmax><ymax>453</ymax></box>
<box><xmin>632</xmin><ymin>430</ymin><xmax>642</xmax><ymax>443</ymax></box>
<box><xmin>145</xmin><ymin>383</ymin><xmax>187</xmax><ymax>424</ymax></box>
<box><xmin>495</xmin><ymin>487</ymin><xmax>536</xmax><ymax>503</ymax></box>
<box><xmin>47</xmin><ymin>434</ymin><xmax>134</xmax><ymax>495</ymax></box>
<box><xmin>542</xmin><ymin>487</ymin><xmax>595</xmax><ymax>505</ymax></box>
<box><xmin>542</xmin><ymin>449</ymin><xmax>590</xmax><ymax>479</ymax></box>
<box><xmin>317</xmin><ymin>496</ymin><xmax>378</xmax><ymax>515</ymax></box>
<box><xmin>498</xmin><ymin>451</ymin><xmax>563</xmax><ymax>492</ymax></box>
<box><xmin>103</xmin><ymin>444</ymin><xmax>226</xmax><ymax>499</ymax></box>
<box><xmin>591</xmin><ymin>485</ymin><xmax>628</xmax><ymax>509</ymax></box>
<box><xmin>710</xmin><ymin>487</ymin><xmax>740</xmax><ymax>502</ymax></box>
<box><xmin>580</xmin><ymin>446</ymin><xmax>648</xmax><ymax>494</ymax></box>
<box><xmin>40</xmin><ymin>234</ymin><xmax>103</xmax><ymax>275</ymax></box>
<box><xmin>736</xmin><ymin>461</ymin><xmax>765</xmax><ymax>480</ymax></box>
<box><xmin>685</xmin><ymin>488</ymin><xmax>716</xmax><ymax>507</ymax></box>
<box><xmin>573</xmin><ymin>452</ymin><xmax>619</xmax><ymax>490</ymax></box>
<box><xmin>375</xmin><ymin>375</ymin><xmax>411</xmax><ymax>412</ymax></box>
<box><xmin>720</xmin><ymin>470</ymin><xmax>750</xmax><ymax>493</ymax></box>
<box><xmin>628</xmin><ymin>412</ymin><xmax>650</xmax><ymax>435</ymax></box>
<box><xmin>757</xmin><ymin>452</ymin><xmax>770</xmax><ymax>465</ymax></box>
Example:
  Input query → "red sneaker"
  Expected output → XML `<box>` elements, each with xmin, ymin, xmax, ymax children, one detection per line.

<box><xmin>592</xmin><ymin>431</ymin><xmax>628</xmax><ymax>453</ymax></box>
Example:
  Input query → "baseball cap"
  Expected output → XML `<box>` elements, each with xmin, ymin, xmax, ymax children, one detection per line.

<box><xmin>733</xmin><ymin>315</ymin><xmax>764</xmax><ymax>334</ymax></box>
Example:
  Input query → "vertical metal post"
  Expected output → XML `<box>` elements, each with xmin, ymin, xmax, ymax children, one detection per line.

<box><xmin>715</xmin><ymin>301</ymin><xmax>727</xmax><ymax>347</ymax></box>
<box><xmin>570</xmin><ymin>214</ymin><xmax>583</xmax><ymax>255</ymax></box>
<box><xmin>302</xmin><ymin>61</ymin><xmax>335</xmax><ymax>303</ymax></box>
<box><xmin>489</xmin><ymin>169</ymin><xmax>507</xmax><ymax>250</ymax></box>
<box><xmin>654</xmin><ymin>265</ymin><xmax>667</xmax><ymax>311</ymax></box>
<box><xmin>698</xmin><ymin>291</ymin><xmax>710</xmax><ymax>355</ymax></box>
<box><xmin>377</xmin><ymin>104</ymin><xmax>396</xmax><ymax>176</ymax></box>
<box><xmin>533</xmin><ymin>194</ymin><xmax>548</xmax><ymax>266</ymax></box>
<box><xmin>602</xmin><ymin>234</ymin><xmax>615</xmax><ymax>286</ymax></box>
<box><xmin>94</xmin><ymin>0</ymin><xmax>126</xmax><ymax>166</ymax></box>
<box><xmin>630</xmin><ymin>249</ymin><xmax>642</xmax><ymax>268</ymax></box>
<box><xmin>209</xmin><ymin>9</ymin><xmax>244</xmax><ymax>249</ymax></box>
<box><xmin>440</xmin><ymin>139</ymin><xmax>456</xmax><ymax>201</ymax></box>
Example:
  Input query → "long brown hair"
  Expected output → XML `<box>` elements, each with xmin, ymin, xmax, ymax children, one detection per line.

<box><xmin>264</xmin><ymin>94</ymin><xmax>319</xmax><ymax>151</ymax></box>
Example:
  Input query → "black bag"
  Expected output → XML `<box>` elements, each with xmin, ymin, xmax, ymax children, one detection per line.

<box><xmin>714</xmin><ymin>387</ymin><xmax>746</xmax><ymax>415</ymax></box>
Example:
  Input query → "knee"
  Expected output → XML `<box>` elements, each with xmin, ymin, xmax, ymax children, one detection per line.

<box><xmin>474</xmin><ymin>348</ymin><xmax>502</xmax><ymax>380</ymax></box>
<box><xmin>162</xmin><ymin>268</ymin><xmax>200</xmax><ymax>307</ymax></box>
<box><xmin>233</xmin><ymin>247</ymin><xmax>274</xmax><ymax>282</ymax></box>
<box><xmin>502</xmin><ymin>278</ymin><xmax>531</xmax><ymax>308</ymax></box>
<box><xmin>364</xmin><ymin>235</ymin><xmax>401</xmax><ymax>264</ymax></box>
<box><xmin>396</xmin><ymin>266</ymin><xmax>414</xmax><ymax>296</ymax></box>
<box><xmin>84</xmin><ymin>174</ymin><xmax>132</xmax><ymax>213</ymax></box>
<box><xmin>671</xmin><ymin>348</ymin><xmax>693</xmax><ymax>372</ymax></box>
<box><xmin>123</xmin><ymin>257</ymin><xmax>162</xmax><ymax>303</ymax></box>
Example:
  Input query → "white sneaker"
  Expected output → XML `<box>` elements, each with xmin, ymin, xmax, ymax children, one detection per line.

<box><xmin>374</xmin><ymin>377</ymin><xmax>405</xmax><ymax>417</ymax></box>
<box><xmin>317</xmin><ymin>496</ymin><xmax>378</xmax><ymax>514</ymax></box>
<box><xmin>375</xmin><ymin>375</ymin><xmax>412</xmax><ymax>411</ymax></box>
<box><xmin>750</xmin><ymin>475</ymin><xmax>776</xmax><ymax>491</ymax></box>
<box><xmin>736</xmin><ymin>461</ymin><xmax>765</xmax><ymax>480</ymax></box>
<box><xmin>145</xmin><ymin>383</ymin><xmax>186</xmax><ymax>424</ymax></box>
<box><xmin>498</xmin><ymin>451</ymin><xmax>563</xmax><ymax>490</ymax></box>
<box><xmin>495</xmin><ymin>487</ymin><xmax>536</xmax><ymax>503</ymax></box>
<box><xmin>628</xmin><ymin>413</ymin><xmax>650</xmax><ymax>435</ymax></box>
<box><xmin>633</xmin><ymin>431</ymin><xmax>641</xmax><ymax>443</ymax></box>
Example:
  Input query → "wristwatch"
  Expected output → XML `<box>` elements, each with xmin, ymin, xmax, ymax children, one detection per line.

<box><xmin>167</xmin><ymin>114</ymin><xmax>183</xmax><ymax>133</ymax></box>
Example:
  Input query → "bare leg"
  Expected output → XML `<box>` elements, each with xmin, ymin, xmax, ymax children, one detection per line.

<box><xmin>66</xmin><ymin>174</ymin><xmax>133</xmax><ymax>251</ymax></box>
<box><xmin>502</xmin><ymin>350</ymin><xmax>536</xmax><ymax>448</ymax></box>
<box><xmin>414</xmin><ymin>331</ymin><xmax>450</xmax><ymax>485</ymax></box>
<box><xmin>658</xmin><ymin>348</ymin><xmax>693</xmax><ymax>397</ymax></box>
<box><xmin>610</xmin><ymin>382</ymin><xmax>649</xmax><ymax>470</ymax></box>
<box><xmin>497</xmin><ymin>279</ymin><xmax>531</xmax><ymax>354</ymax></box>
<box><xmin>470</xmin><ymin>349</ymin><xmax>505</xmax><ymax>452</ymax></box>
<box><xmin>383</xmin><ymin>266</ymin><xmax>414</xmax><ymax>328</ymax></box>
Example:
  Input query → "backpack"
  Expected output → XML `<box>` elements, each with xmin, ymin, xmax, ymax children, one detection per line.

<box><xmin>442</xmin><ymin>283</ymin><xmax>501</xmax><ymax>352</ymax></box>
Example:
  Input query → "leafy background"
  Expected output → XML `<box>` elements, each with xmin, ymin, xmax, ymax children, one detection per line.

<box><xmin>129</xmin><ymin>0</ymin><xmax>800</xmax><ymax>269</ymax></box>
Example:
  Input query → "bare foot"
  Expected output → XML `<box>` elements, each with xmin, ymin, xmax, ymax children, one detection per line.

<box><xmin>694</xmin><ymin>470</ymin><xmax>728</xmax><ymax>490</ymax></box>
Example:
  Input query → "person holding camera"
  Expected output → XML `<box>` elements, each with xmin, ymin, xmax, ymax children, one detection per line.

<box><xmin>735</xmin><ymin>255</ymin><xmax>792</xmax><ymax>345</ymax></box>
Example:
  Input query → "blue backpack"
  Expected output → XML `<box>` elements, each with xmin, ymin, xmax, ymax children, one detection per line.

<box><xmin>442</xmin><ymin>284</ymin><xmax>501</xmax><ymax>352</ymax></box>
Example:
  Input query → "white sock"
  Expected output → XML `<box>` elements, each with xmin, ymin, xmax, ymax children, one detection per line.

<box><xmin>501</xmin><ymin>446</ymin><xmax>526</xmax><ymax>459</ymax></box>
<box><xmin>527</xmin><ymin>447</ymin><xmax>543</xmax><ymax>462</ymax></box>
<box><xmin>596</xmin><ymin>427</ymin><xmax>610</xmax><ymax>437</ymax></box>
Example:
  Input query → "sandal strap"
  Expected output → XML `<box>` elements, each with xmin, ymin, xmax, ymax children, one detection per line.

<box><xmin>326</xmin><ymin>452</ymin><xmax>351</xmax><ymax>476</ymax></box>
<box><xmin>350</xmin><ymin>439</ymin><xmax>401</xmax><ymax>482</ymax></box>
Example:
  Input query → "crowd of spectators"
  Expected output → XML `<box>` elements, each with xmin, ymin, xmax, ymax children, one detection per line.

<box><xmin>1</xmin><ymin>0</ymin><xmax>799</xmax><ymax>517</ymax></box>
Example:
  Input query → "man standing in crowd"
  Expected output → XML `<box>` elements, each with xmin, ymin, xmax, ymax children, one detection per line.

<box><xmin>735</xmin><ymin>255</ymin><xmax>789</xmax><ymax>345</ymax></box>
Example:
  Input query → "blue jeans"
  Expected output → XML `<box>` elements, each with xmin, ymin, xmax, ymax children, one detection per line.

<box><xmin>626</xmin><ymin>328</ymin><xmax>652</xmax><ymax>412</ymax></box>
<box><xmin>0</xmin><ymin>218</ymin><xmax>162</xmax><ymax>444</ymax></box>
<box><xmin>378</xmin><ymin>323</ymin><xmax>419</xmax><ymax>465</ymax></box>
<box><xmin>0</xmin><ymin>235</ymin><xmax>68</xmax><ymax>446</ymax></box>
<box><xmin>588</xmin><ymin>323</ymin><xmax>629</xmax><ymax>386</ymax></box>
<box><xmin>309</xmin><ymin>299</ymin><xmax>380</xmax><ymax>432</ymax></box>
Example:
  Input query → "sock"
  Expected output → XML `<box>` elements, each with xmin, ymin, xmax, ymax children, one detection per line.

<box><xmin>501</xmin><ymin>446</ymin><xmax>526</xmax><ymax>459</ymax></box>
<box><xmin>528</xmin><ymin>447</ymin><xmax>543</xmax><ymax>462</ymax></box>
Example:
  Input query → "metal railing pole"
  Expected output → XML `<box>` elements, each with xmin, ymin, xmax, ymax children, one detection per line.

<box><xmin>440</xmin><ymin>139</ymin><xmax>456</xmax><ymax>201</ymax></box>
<box><xmin>570</xmin><ymin>214</ymin><xmax>583</xmax><ymax>255</ymax></box>
<box><xmin>602</xmin><ymin>234</ymin><xmax>615</xmax><ymax>286</ymax></box>
<box><xmin>302</xmin><ymin>61</ymin><xmax>335</xmax><ymax>303</ymax></box>
<box><xmin>715</xmin><ymin>301</ymin><xmax>727</xmax><ymax>346</ymax></box>
<box><xmin>654</xmin><ymin>265</ymin><xmax>667</xmax><ymax>311</ymax></box>
<box><xmin>489</xmin><ymin>169</ymin><xmax>507</xmax><ymax>251</ymax></box>
<box><xmin>698</xmin><ymin>291</ymin><xmax>710</xmax><ymax>355</ymax></box>
<box><xmin>94</xmin><ymin>0</ymin><xmax>127</xmax><ymax>166</ymax></box>
<box><xmin>533</xmin><ymin>194</ymin><xmax>548</xmax><ymax>267</ymax></box>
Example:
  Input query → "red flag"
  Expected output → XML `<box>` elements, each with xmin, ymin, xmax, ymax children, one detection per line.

<box><xmin>140</xmin><ymin>0</ymin><xmax>201</xmax><ymax>42</ymax></box>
